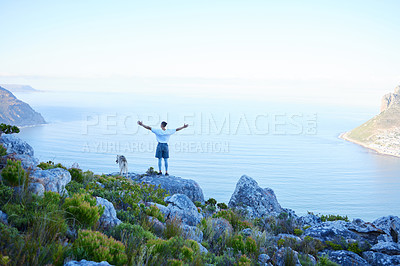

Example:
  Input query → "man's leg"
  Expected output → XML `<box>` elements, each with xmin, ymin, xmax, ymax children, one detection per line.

<box><xmin>158</xmin><ymin>158</ymin><xmax>162</xmax><ymax>174</ymax></box>
<box><xmin>164</xmin><ymin>158</ymin><xmax>168</xmax><ymax>174</ymax></box>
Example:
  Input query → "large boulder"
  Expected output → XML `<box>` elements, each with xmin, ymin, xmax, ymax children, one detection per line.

<box><xmin>0</xmin><ymin>134</ymin><xmax>38</xmax><ymax>169</ymax></box>
<box><xmin>371</xmin><ymin>241</ymin><xmax>400</xmax><ymax>255</ymax></box>
<box><xmin>228</xmin><ymin>175</ymin><xmax>283</xmax><ymax>218</ymax></box>
<box><xmin>325</xmin><ymin>250</ymin><xmax>369</xmax><ymax>266</ymax></box>
<box><xmin>131</xmin><ymin>174</ymin><xmax>204</xmax><ymax>204</ymax></box>
<box><xmin>297</xmin><ymin>213</ymin><xmax>322</xmax><ymax>227</ymax></box>
<box><xmin>163</xmin><ymin>194</ymin><xmax>203</xmax><ymax>226</ymax></box>
<box><xmin>373</xmin><ymin>215</ymin><xmax>400</xmax><ymax>243</ymax></box>
<box><xmin>348</xmin><ymin>218</ymin><xmax>387</xmax><ymax>244</ymax></box>
<box><xmin>30</xmin><ymin>168</ymin><xmax>71</xmax><ymax>195</ymax></box>
<box><xmin>96</xmin><ymin>197</ymin><xmax>121</xmax><ymax>228</ymax></box>
<box><xmin>211</xmin><ymin>218</ymin><xmax>233</xmax><ymax>241</ymax></box>
<box><xmin>363</xmin><ymin>251</ymin><xmax>400</xmax><ymax>266</ymax></box>
<box><xmin>304</xmin><ymin>220</ymin><xmax>367</xmax><ymax>243</ymax></box>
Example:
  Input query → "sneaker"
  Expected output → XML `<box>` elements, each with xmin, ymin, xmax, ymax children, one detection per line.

<box><xmin>157</xmin><ymin>172</ymin><xmax>162</xmax><ymax>175</ymax></box>
<box><xmin>165</xmin><ymin>173</ymin><xmax>169</xmax><ymax>176</ymax></box>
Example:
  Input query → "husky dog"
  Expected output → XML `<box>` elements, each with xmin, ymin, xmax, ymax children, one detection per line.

<box><xmin>116</xmin><ymin>155</ymin><xmax>128</xmax><ymax>176</ymax></box>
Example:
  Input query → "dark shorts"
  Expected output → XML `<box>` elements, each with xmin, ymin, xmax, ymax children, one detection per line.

<box><xmin>155</xmin><ymin>143</ymin><xmax>169</xmax><ymax>158</ymax></box>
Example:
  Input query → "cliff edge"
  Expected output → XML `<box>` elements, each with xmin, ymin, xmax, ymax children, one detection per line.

<box><xmin>0</xmin><ymin>86</ymin><xmax>46</xmax><ymax>126</ymax></box>
<box><xmin>342</xmin><ymin>85</ymin><xmax>400</xmax><ymax>157</ymax></box>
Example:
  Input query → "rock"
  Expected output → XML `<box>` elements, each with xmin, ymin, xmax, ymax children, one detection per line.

<box><xmin>363</xmin><ymin>251</ymin><xmax>400</xmax><ymax>266</ymax></box>
<box><xmin>181</xmin><ymin>224</ymin><xmax>203</xmax><ymax>243</ymax></box>
<box><xmin>0</xmin><ymin>134</ymin><xmax>38</xmax><ymax>169</ymax></box>
<box><xmin>277</xmin><ymin>233</ymin><xmax>302</xmax><ymax>242</ymax></box>
<box><xmin>304</xmin><ymin>220</ymin><xmax>373</xmax><ymax>244</ymax></box>
<box><xmin>0</xmin><ymin>210</ymin><xmax>8</xmax><ymax>225</ymax></box>
<box><xmin>31</xmin><ymin>168</ymin><xmax>71</xmax><ymax>194</ymax></box>
<box><xmin>373</xmin><ymin>215</ymin><xmax>400</xmax><ymax>243</ymax></box>
<box><xmin>274</xmin><ymin>247</ymin><xmax>301</xmax><ymax>266</ymax></box>
<box><xmin>326</xmin><ymin>250</ymin><xmax>369</xmax><ymax>266</ymax></box>
<box><xmin>298</xmin><ymin>213</ymin><xmax>322</xmax><ymax>227</ymax></box>
<box><xmin>381</xmin><ymin>85</ymin><xmax>400</xmax><ymax>112</ymax></box>
<box><xmin>371</xmin><ymin>241</ymin><xmax>400</xmax><ymax>255</ymax></box>
<box><xmin>258</xmin><ymin>254</ymin><xmax>270</xmax><ymax>264</ymax></box>
<box><xmin>228</xmin><ymin>175</ymin><xmax>283</xmax><ymax>218</ymax></box>
<box><xmin>133</xmin><ymin>174</ymin><xmax>204</xmax><ymax>204</ymax></box>
<box><xmin>96</xmin><ymin>197</ymin><xmax>121</xmax><ymax>228</ymax></box>
<box><xmin>241</xmin><ymin>228</ymin><xmax>252</xmax><ymax>237</ymax></box>
<box><xmin>164</xmin><ymin>194</ymin><xmax>203</xmax><ymax>226</ymax></box>
<box><xmin>348</xmin><ymin>218</ymin><xmax>386</xmax><ymax>244</ymax></box>
<box><xmin>64</xmin><ymin>259</ymin><xmax>111</xmax><ymax>266</ymax></box>
<box><xmin>211</xmin><ymin>218</ymin><xmax>233</xmax><ymax>240</ymax></box>
<box><xmin>28</xmin><ymin>182</ymin><xmax>45</xmax><ymax>196</ymax></box>
<box><xmin>148</xmin><ymin>217</ymin><xmax>165</xmax><ymax>235</ymax></box>
<box><xmin>307</xmin><ymin>254</ymin><xmax>317</xmax><ymax>265</ymax></box>
<box><xmin>198</xmin><ymin>243</ymin><xmax>208</xmax><ymax>254</ymax></box>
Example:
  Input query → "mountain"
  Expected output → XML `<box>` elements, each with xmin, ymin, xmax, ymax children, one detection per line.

<box><xmin>341</xmin><ymin>85</ymin><xmax>400</xmax><ymax>157</ymax></box>
<box><xmin>0</xmin><ymin>86</ymin><xmax>46</xmax><ymax>127</ymax></box>
<box><xmin>0</xmin><ymin>84</ymin><xmax>39</xmax><ymax>93</ymax></box>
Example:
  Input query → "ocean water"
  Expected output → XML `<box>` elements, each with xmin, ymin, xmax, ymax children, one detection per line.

<box><xmin>14</xmin><ymin>91</ymin><xmax>400</xmax><ymax>221</ymax></box>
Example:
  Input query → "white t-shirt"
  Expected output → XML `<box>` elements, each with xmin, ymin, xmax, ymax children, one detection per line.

<box><xmin>151</xmin><ymin>128</ymin><xmax>176</xmax><ymax>143</ymax></box>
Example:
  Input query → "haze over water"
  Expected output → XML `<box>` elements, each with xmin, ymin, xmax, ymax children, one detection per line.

<box><xmin>15</xmin><ymin>90</ymin><xmax>400</xmax><ymax>221</ymax></box>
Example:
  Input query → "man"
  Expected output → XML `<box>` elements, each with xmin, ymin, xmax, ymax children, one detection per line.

<box><xmin>137</xmin><ymin>120</ymin><xmax>188</xmax><ymax>176</ymax></box>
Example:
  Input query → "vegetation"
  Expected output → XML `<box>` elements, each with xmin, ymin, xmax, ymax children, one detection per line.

<box><xmin>0</xmin><ymin>123</ymin><xmax>20</xmax><ymax>136</ymax></box>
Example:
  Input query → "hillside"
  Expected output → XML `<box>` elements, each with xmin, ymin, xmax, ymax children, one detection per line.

<box><xmin>0</xmin><ymin>86</ymin><xmax>46</xmax><ymax>126</ymax></box>
<box><xmin>0</xmin><ymin>84</ymin><xmax>38</xmax><ymax>93</ymax></box>
<box><xmin>342</xmin><ymin>85</ymin><xmax>400</xmax><ymax>156</ymax></box>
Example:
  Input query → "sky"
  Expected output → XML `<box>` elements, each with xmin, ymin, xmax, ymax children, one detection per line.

<box><xmin>1</xmin><ymin>0</ymin><xmax>400</xmax><ymax>105</ymax></box>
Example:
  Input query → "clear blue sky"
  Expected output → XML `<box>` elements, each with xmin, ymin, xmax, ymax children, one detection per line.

<box><xmin>1</xmin><ymin>0</ymin><xmax>399</xmax><ymax>105</ymax></box>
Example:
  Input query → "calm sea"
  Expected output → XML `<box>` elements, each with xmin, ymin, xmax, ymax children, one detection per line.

<box><xmin>14</xmin><ymin>91</ymin><xmax>400</xmax><ymax>221</ymax></box>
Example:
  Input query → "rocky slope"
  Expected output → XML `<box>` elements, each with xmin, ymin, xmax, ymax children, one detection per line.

<box><xmin>0</xmin><ymin>86</ymin><xmax>45</xmax><ymax>126</ymax></box>
<box><xmin>341</xmin><ymin>85</ymin><xmax>400</xmax><ymax>157</ymax></box>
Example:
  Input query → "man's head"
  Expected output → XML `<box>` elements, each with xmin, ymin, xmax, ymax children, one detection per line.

<box><xmin>161</xmin><ymin>121</ymin><xmax>167</xmax><ymax>128</ymax></box>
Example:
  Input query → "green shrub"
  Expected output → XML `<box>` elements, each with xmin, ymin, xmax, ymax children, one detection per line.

<box><xmin>320</xmin><ymin>214</ymin><xmax>349</xmax><ymax>222</ymax></box>
<box><xmin>37</xmin><ymin>161</ymin><xmax>67</xmax><ymax>170</ymax></box>
<box><xmin>245</xmin><ymin>236</ymin><xmax>257</xmax><ymax>256</ymax></box>
<box><xmin>217</xmin><ymin>202</ymin><xmax>228</xmax><ymax>210</ymax></box>
<box><xmin>294</xmin><ymin>228</ymin><xmax>304</xmax><ymax>236</ymax></box>
<box><xmin>145</xmin><ymin>204</ymin><xmax>165</xmax><ymax>222</ymax></box>
<box><xmin>62</xmin><ymin>193</ymin><xmax>104</xmax><ymax>228</ymax></box>
<box><xmin>237</xmin><ymin>254</ymin><xmax>251</xmax><ymax>265</ymax></box>
<box><xmin>230</xmin><ymin>234</ymin><xmax>245</xmax><ymax>254</ymax></box>
<box><xmin>145</xmin><ymin>167</ymin><xmax>158</xmax><ymax>175</ymax></box>
<box><xmin>68</xmin><ymin>168</ymin><xmax>95</xmax><ymax>184</ymax></box>
<box><xmin>65</xmin><ymin>180</ymin><xmax>85</xmax><ymax>195</ymax></box>
<box><xmin>0</xmin><ymin>144</ymin><xmax>7</xmax><ymax>156</ymax></box>
<box><xmin>73</xmin><ymin>229</ymin><xmax>127</xmax><ymax>265</ymax></box>
<box><xmin>0</xmin><ymin>123</ymin><xmax>20</xmax><ymax>135</ymax></box>
<box><xmin>3</xmin><ymin>202</ymin><xmax>32</xmax><ymax>230</ymax></box>
<box><xmin>317</xmin><ymin>255</ymin><xmax>340</xmax><ymax>266</ymax></box>
<box><xmin>0</xmin><ymin>222</ymin><xmax>21</xmax><ymax>252</ymax></box>
<box><xmin>213</xmin><ymin>209</ymin><xmax>252</xmax><ymax>232</ymax></box>
<box><xmin>347</xmin><ymin>242</ymin><xmax>362</xmax><ymax>255</ymax></box>
<box><xmin>1</xmin><ymin>159</ymin><xmax>28</xmax><ymax>187</ymax></box>
<box><xmin>326</xmin><ymin>240</ymin><xmax>343</xmax><ymax>250</ymax></box>
<box><xmin>164</xmin><ymin>216</ymin><xmax>183</xmax><ymax>239</ymax></box>
<box><xmin>0</xmin><ymin>182</ymin><xmax>13</xmax><ymax>207</ymax></box>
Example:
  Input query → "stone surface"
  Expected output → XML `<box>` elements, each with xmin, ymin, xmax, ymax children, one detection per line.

<box><xmin>148</xmin><ymin>217</ymin><xmax>165</xmax><ymax>235</ymax></box>
<box><xmin>274</xmin><ymin>247</ymin><xmax>301</xmax><ymax>266</ymax></box>
<box><xmin>258</xmin><ymin>254</ymin><xmax>270</xmax><ymax>265</ymax></box>
<box><xmin>277</xmin><ymin>233</ymin><xmax>302</xmax><ymax>242</ymax></box>
<box><xmin>326</xmin><ymin>250</ymin><xmax>369</xmax><ymax>266</ymax></box>
<box><xmin>348</xmin><ymin>218</ymin><xmax>387</xmax><ymax>244</ymax></box>
<box><xmin>381</xmin><ymin>85</ymin><xmax>400</xmax><ymax>112</ymax></box>
<box><xmin>31</xmin><ymin>168</ymin><xmax>71</xmax><ymax>194</ymax></box>
<box><xmin>211</xmin><ymin>218</ymin><xmax>233</xmax><ymax>241</ymax></box>
<box><xmin>198</xmin><ymin>243</ymin><xmax>208</xmax><ymax>254</ymax></box>
<box><xmin>0</xmin><ymin>210</ymin><xmax>8</xmax><ymax>225</ymax></box>
<box><xmin>298</xmin><ymin>213</ymin><xmax>322</xmax><ymax>227</ymax></box>
<box><xmin>373</xmin><ymin>215</ymin><xmax>400</xmax><ymax>243</ymax></box>
<box><xmin>0</xmin><ymin>86</ymin><xmax>46</xmax><ymax>127</ymax></box>
<box><xmin>371</xmin><ymin>241</ymin><xmax>400</xmax><ymax>255</ymax></box>
<box><xmin>164</xmin><ymin>194</ymin><xmax>203</xmax><ymax>226</ymax></box>
<box><xmin>129</xmin><ymin>173</ymin><xmax>204</xmax><ymax>204</ymax></box>
<box><xmin>64</xmin><ymin>260</ymin><xmax>111</xmax><ymax>266</ymax></box>
<box><xmin>96</xmin><ymin>197</ymin><xmax>121</xmax><ymax>228</ymax></box>
<box><xmin>181</xmin><ymin>224</ymin><xmax>203</xmax><ymax>243</ymax></box>
<box><xmin>28</xmin><ymin>182</ymin><xmax>45</xmax><ymax>196</ymax></box>
<box><xmin>363</xmin><ymin>251</ymin><xmax>400</xmax><ymax>266</ymax></box>
<box><xmin>0</xmin><ymin>134</ymin><xmax>38</xmax><ymax>169</ymax></box>
<box><xmin>228</xmin><ymin>175</ymin><xmax>283</xmax><ymax>218</ymax></box>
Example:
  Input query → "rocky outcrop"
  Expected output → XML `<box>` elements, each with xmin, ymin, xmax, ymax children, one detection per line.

<box><xmin>128</xmin><ymin>173</ymin><xmax>204</xmax><ymax>204</ymax></box>
<box><xmin>162</xmin><ymin>194</ymin><xmax>203</xmax><ymax>226</ymax></box>
<box><xmin>64</xmin><ymin>260</ymin><xmax>111</xmax><ymax>266</ymax></box>
<box><xmin>96</xmin><ymin>197</ymin><xmax>121</xmax><ymax>228</ymax></box>
<box><xmin>325</xmin><ymin>250</ymin><xmax>369</xmax><ymax>266</ymax></box>
<box><xmin>0</xmin><ymin>86</ymin><xmax>45</xmax><ymax>126</ymax></box>
<box><xmin>371</xmin><ymin>241</ymin><xmax>400</xmax><ymax>255</ymax></box>
<box><xmin>0</xmin><ymin>134</ymin><xmax>38</xmax><ymax>169</ymax></box>
<box><xmin>362</xmin><ymin>251</ymin><xmax>400</xmax><ymax>266</ymax></box>
<box><xmin>381</xmin><ymin>85</ymin><xmax>400</xmax><ymax>112</ymax></box>
<box><xmin>373</xmin><ymin>215</ymin><xmax>400</xmax><ymax>243</ymax></box>
<box><xmin>30</xmin><ymin>168</ymin><xmax>71</xmax><ymax>195</ymax></box>
<box><xmin>228</xmin><ymin>175</ymin><xmax>283</xmax><ymax>218</ymax></box>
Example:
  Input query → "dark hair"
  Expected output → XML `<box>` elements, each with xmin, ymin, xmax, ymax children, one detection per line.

<box><xmin>161</xmin><ymin>121</ymin><xmax>167</xmax><ymax>127</ymax></box>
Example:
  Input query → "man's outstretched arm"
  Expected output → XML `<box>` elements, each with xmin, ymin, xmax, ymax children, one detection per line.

<box><xmin>137</xmin><ymin>121</ymin><xmax>152</xmax><ymax>130</ymax></box>
<box><xmin>176</xmin><ymin>124</ymin><xmax>189</xmax><ymax>132</ymax></box>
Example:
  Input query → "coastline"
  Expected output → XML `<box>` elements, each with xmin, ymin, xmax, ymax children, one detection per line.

<box><xmin>339</xmin><ymin>131</ymin><xmax>400</xmax><ymax>158</ymax></box>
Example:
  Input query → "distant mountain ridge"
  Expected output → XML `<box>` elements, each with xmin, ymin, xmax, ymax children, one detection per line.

<box><xmin>0</xmin><ymin>86</ymin><xmax>46</xmax><ymax>127</ymax></box>
<box><xmin>0</xmin><ymin>84</ymin><xmax>39</xmax><ymax>93</ymax></box>
<box><xmin>341</xmin><ymin>85</ymin><xmax>400</xmax><ymax>157</ymax></box>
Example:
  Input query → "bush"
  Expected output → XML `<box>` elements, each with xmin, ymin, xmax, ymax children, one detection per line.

<box><xmin>0</xmin><ymin>123</ymin><xmax>20</xmax><ymax>135</ymax></box>
<box><xmin>213</xmin><ymin>209</ymin><xmax>252</xmax><ymax>232</ymax></box>
<box><xmin>320</xmin><ymin>214</ymin><xmax>349</xmax><ymax>222</ymax></box>
<box><xmin>73</xmin><ymin>229</ymin><xmax>127</xmax><ymax>265</ymax></box>
<box><xmin>164</xmin><ymin>216</ymin><xmax>183</xmax><ymax>239</ymax></box>
<box><xmin>0</xmin><ymin>182</ymin><xmax>13</xmax><ymax>207</ymax></box>
<box><xmin>217</xmin><ymin>202</ymin><xmax>228</xmax><ymax>210</ymax></box>
<box><xmin>294</xmin><ymin>228</ymin><xmax>304</xmax><ymax>236</ymax></box>
<box><xmin>0</xmin><ymin>144</ymin><xmax>6</xmax><ymax>156</ymax></box>
<box><xmin>37</xmin><ymin>161</ymin><xmax>67</xmax><ymax>170</ymax></box>
<box><xmin>145</xmin><ymin>204</ymin><xmax>165</xmax><ymax>222</ymax></box>
<box><xmin>62</xmin><ymin>193</ymin><xmax>104</xmax><ymax>228</ymax></box>
<box><xmin>1</xmin><ymin>159</ymin><xmax>28</xmax><ymax>187</ymax></box>
<box><xmin>68</xmin><ymin>168</ymin><xmax>95</xmax><ymax>184</ymax></box>
<box><xmin>317</xmin><ymin>255</ymin><xmax>340</xmax><ymax>266</ymax></box>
